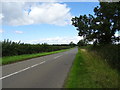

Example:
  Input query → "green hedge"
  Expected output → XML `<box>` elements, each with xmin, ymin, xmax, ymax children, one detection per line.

<box><xmin>1</xmin><ymin>39</ymin><xmax>74</xmax><ymax>57</ymax></box>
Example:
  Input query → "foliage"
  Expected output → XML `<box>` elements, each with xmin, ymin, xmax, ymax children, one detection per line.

<box><xmin>77</xmin><ymin>39</ymin><xmax>87</xmax><ymax>47</ymax></box>
<box><xmin>1</xmin><ymin>39</ymin><xmax>73</xmax><ymax>57</ymax></box>
<box><xmin>72</xmin><ymin>2</ymin><xmax>120</xmax><ymax>44</ymax></box>
<box><xmin>87</xmin><ymin>44</ymin><xmax>120</xmax><ymax>71</ymax></box>
<box><xmin>69</xmin><ymin>41</ymin><xmax>76</xmax><ymax>47</ymax></box>
<box><xmin>2</xmin><ymin>48</ymin><xmax>71</xmax><ymax>65</ymax></box>
<box><xmin>64</xmin><ymin>48</ymin><xmax>119</xmax><ymax>88</ymax></box>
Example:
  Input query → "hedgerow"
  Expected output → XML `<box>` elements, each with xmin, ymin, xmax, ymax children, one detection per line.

<box><xmin>1</xmin><ymin>39</ymin><xmax>75</xmax><ymax>57</ymax></box>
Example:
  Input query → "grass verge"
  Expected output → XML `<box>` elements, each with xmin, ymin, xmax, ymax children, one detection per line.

<box><xmin>2</xmin><ymin>48</ymin><xmax>73</xmax><ymax>65</ymax></box>
<box><xmin>87</xmin><ymin>44</ymin><xmax>120</xmax><ymax>71</ymax></box>
<box><xmin>64</xmin><ymin>48</ymin><xmax>119</xmax><ymax>88</ymax></box>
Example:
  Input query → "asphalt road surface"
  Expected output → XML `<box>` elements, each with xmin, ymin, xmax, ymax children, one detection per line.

<box><xmin>2</xmin><ymin>48</ymin><xmax>78</xmax><ymax>88</ymax></box>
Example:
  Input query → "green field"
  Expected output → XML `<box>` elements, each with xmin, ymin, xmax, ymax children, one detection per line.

<box><xmin>2</xmin><ymin>48</ymin><xmax>72</xmax><ymax>65</ymax></box>
<box><xmin>64</xmin><ymin>48</ymin><xmax>119</xmax><ymax>88</ymax></box>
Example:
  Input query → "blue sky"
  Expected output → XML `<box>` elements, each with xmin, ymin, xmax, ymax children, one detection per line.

<box><xmin>1</xmin><ymin>2</ymin><xmax>99</xmax><ymax>44</ymax></box>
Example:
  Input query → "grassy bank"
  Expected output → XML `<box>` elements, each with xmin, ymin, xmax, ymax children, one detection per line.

<box><xmin>87</xmin><ymin>44</ymin><xmax>120</xmax><ymax>71</ymax></box>
<box><xmin>64</xmin><ymin>48</ymin><xmax>119</xmax><ymax>88</ymax></box>
<box><xmin>2</xmin><ymin>48</ymin><xmax>72</xmax><ymax>65</ymax></box>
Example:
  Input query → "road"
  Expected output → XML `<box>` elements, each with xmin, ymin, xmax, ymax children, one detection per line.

<box><xmin>2</xmin><ymin>48</ymin><xmax>78</xmax><ymax>88</ymax></box>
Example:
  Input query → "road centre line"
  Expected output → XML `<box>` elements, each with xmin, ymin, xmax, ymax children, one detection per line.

<box><xmin>1</xmin><ymin>54</ymin><xmax>63</xmax><ymax>80</ymax></box>
<box><xmin>54</xmin><ymin>55</ymin><xmax>62</xmax><ymax>59</ymax></box>
<box><xmin>0</xmin><ymin>61</ymin><xmax>46</xmax><ymax>80</ymax></box>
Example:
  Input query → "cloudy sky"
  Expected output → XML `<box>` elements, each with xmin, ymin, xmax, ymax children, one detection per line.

<box><xmin>1</xmin><ymin>2</ymin><xmax>99</xmax><ymax>44</ymax></box>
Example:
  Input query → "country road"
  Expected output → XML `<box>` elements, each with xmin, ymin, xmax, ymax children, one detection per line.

<box><xmin>2</xmin><ymin>48</ymin><xmax>78</xmax><ymax>88</ymax></box>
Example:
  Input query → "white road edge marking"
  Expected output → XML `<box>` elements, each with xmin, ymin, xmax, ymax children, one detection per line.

<box><xmin>0</xmin><ymin>61</ymin><xmax>46</xmax><ymax>80</ymax></box>
<box><xmin>54</xmin><ymin>55</ymin><xmax>62</xmax><ymax>59</ymax></box>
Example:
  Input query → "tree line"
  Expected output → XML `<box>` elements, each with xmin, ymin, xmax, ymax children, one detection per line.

<box><xmin>1</xmin><ymin>39</ymin><xmax>76</xmax><ymax>57</ymax></box>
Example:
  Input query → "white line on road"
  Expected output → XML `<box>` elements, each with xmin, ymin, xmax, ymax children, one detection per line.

<box><xmin>54</xmin><ymin>55</ymin><xmax>62</xmax><ymax>59</ymax></box>
<box><xmin>0</xmin><ymin>61</ymin><xmax>46</xmax><ymax>80</ymax></box>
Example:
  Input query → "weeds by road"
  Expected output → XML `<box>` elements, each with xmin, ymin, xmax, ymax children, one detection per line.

<box><xmin>64</xmin><ymin>48</ymin><xmax>119</xmax><ymax>88</ymax></box>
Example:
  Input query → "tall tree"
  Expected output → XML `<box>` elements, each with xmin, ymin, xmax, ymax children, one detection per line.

<box><xmin>72</xmin><ymin>2</ymin><xmax>120</xmax><ymax>44</ymax></box>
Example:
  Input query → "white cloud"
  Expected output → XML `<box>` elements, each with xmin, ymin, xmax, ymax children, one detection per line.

<box><xmin>1</xmin><ymin>0</ymin><xmax>99</xmax><ymax>2</ymax></box>
<box><xmin>15</xmin><ymin>30</ymin><xmax>23</xmax><ymax>34</ymax></box>
<box><xmin>25</xmin><ymin>36</ymin><xmax>83</xmax><ymax>44</ymax></box>
<box><xmin>0</xmin><ymin>13</ymin><xmax>4</xmax><ymax>25</ymax></box>
<box><xmin>0</xmin><ymin>29</ymin><xmax>4</xmax><ymax>33</ymax></box>
<box><xmin>1</xmin><ymin>2</ymin><xmax>72</xmax><ymax>26</ymax></box>
<box><xmin>0</xmin><ymin>14</ymin><xmax>4</xmax><ymax>20</ymax></box>
<box><xmin>1</xmin><ymin>2</ymin><xmax>33</xmax><ymax>26</ymax></box>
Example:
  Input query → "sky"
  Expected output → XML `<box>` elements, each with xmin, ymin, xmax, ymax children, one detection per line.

<box><xmin>0</xmin><ymin>2</ymin><xmax>100</xmax><ymax>44</ymax></box>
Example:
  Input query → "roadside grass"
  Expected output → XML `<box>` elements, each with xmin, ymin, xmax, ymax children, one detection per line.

<box><xmin>87</xmin><ymin>44</ymin><xmax>120</xmax><ymax>71</ymax></box>
<box><xmin>2</xmin><ymin>48</ymin><xmax>72</xmax><ymax>65</ymax></box>
<box><xmin>64</xmin><ymin>48</ymin><xmax>119</xmax><ymax>88</ymax></box>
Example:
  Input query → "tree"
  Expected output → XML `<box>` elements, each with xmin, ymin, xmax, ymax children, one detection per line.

<box><xmin>72</xmin><ymin>2</ymin><xmax>120</xmax><ymax>45</ymax></box>
<box><xmin>77</xmin><ymin>39</ymin><xmax>87</xmax><ymax>47</ymax></box>
<box><xmin>69</xmin><ymin>41</ymin><xmax>76</xmax><ymax>47</ymax></box>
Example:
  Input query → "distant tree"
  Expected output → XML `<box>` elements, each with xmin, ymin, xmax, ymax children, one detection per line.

<box><xmin>77</xmin><ymin>40</ymin><xmax>85</xmax><ymax>47</ymax></box>
<box><xmin>72</xmin><ymin>2</ymin><xmax>120</xmax><ymax>45</ymax></box>
<box><xmin>77</xmin><ymin>39</ymin><xmax>88</xmax><ymax>47</ymax></box>
<box><xmin>69</xmin><ymin>41</ymin><xmax>76</xmax><ymax>47</ymax></box>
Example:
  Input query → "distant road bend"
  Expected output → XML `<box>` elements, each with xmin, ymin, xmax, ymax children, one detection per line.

<box><xmin>2</xmin><ymin>48</ymin><xmax>78</xmax><ymax>88</ymax></box>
